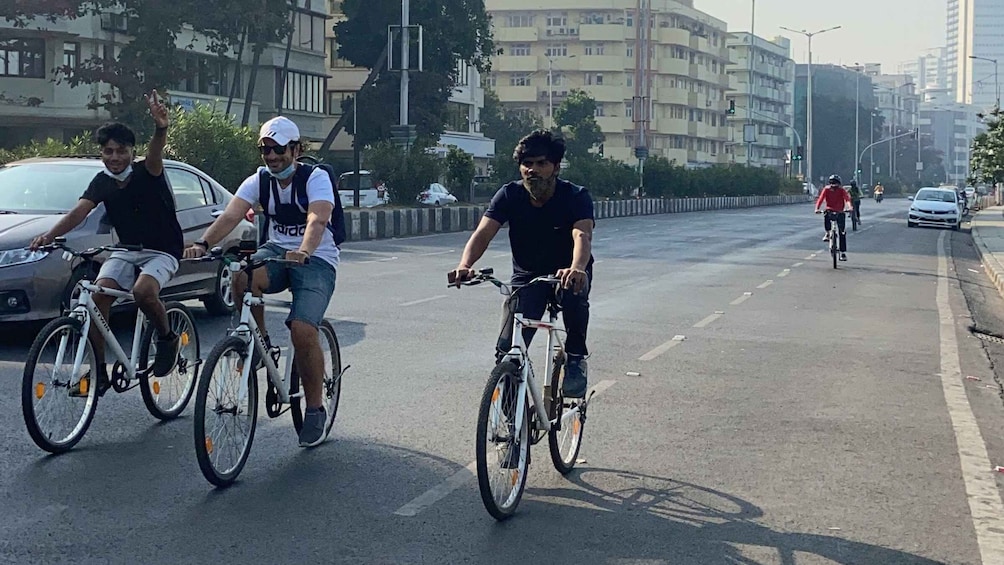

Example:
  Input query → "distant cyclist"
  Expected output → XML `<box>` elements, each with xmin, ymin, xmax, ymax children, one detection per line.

<box><xmin>815</xmin><ymin>175</ymin><xmax>852</xmax><ymax>262</ymax></box>
<box><xmin>848</xmin><ymin>179</ymin><xmax>863</xmax><ymax>224</ymax></box>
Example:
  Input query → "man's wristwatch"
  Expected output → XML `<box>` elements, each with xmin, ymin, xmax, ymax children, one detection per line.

<box><xmin>194</xmin><ymin>239</ymin><xmax>209</xmax><ymax>250</ymax></box>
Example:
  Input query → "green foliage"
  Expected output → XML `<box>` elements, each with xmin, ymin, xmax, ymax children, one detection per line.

<box><xmin>560</xmin><ymin>155</ymin><xmax>636</xmax><ymax>199</ymax></box>
<box><xmin>334</xmin><ymin>0</ymin><xmax>495</xmax><ymax>147</ymax></box>
<box><xmin>11</xmin><ymin>1</ymin><xmax>290</xmax><ymax>136</ymax></box>
<box><xmin>0</xmin><ymin>102</ymin><xmax>260</xmax><ymax>193</ymax></box>
<box><xmin>162</xmin><ymin>103</ymin><xmax>259</xmax><ymax>192</ymax></box>
<box><xmin>363</xmin><ymin>141</ymin><xmax>442</xmax><ymax>204</ymax></box>
<box><xmin>443</xmin><ymin>146</ymin><xmax>475</xmax><ymax>201</ymax></box>
<box><xmin>479</xmin><ymin>90</ymin><xmax>543</xmax><ymax>184</ymax></box>
<box><xmin>553</xmin><ymin>90</ymin><xmax>604</xmax><ymax>161</ymax></box>
<box><xmin>971</xmin><ymin>108</ymin><xmax>1004</xmax><ymax>186</ymax></box>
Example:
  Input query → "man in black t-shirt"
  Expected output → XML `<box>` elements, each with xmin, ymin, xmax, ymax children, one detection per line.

<box><xmin>449</xmin><ymin>130</ymin><xmax>595</xmax><ymax>399</ymax></box>
<box><xmin>30</xmin><ymin>91</ymin><xmax>183</xmax><ymax>395</ymax></box>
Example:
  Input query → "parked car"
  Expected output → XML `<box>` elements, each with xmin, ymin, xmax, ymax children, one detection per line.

<box><xmin>337</xmin><ymin>170</ymin><xmax>388</xmax><ymax>208</ymax></box>
<box><xmin>0</xmin><ymin>156</ymin><xmax>256</xmax><ymax>323</ymax></box>
<box><xmin>907</xmin><ymin>187</ymin><xmax>961</xmax><ymax>231</ymax></box>
<box><xmin>417</xmin><ymin>183</ymin><xmax>458</xmax><ymax>207</ymax></box>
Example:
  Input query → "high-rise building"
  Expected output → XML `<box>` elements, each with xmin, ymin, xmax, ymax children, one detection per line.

<box><xmin>724</xmin><ymin>33</ymin><xmax>795</xmax><ymax>172</ymax></box>
<box><xmin>947</xmin><ymin>0</ymin><xmax>1004</xmax><ymax>107</ymax></box>
<box><xmin>484</xmin><ymin>0</ymin><xmax>731</xmax><ymax>167</ymax></box>
<box><xmin>899</xmin><ymin>47</ymin><xmax>949</xmax><ymax>93</ymax></box>
<box><xmin>919</xmin><ymin>101</ymin><xmax>984</xmax><ymax>185</ymax></box>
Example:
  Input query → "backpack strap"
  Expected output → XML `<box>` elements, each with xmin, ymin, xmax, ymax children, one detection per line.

<box><xmin>257</xmin><ymin>169</ymin><xmax>271</xmax><ymax>245</ymax></box>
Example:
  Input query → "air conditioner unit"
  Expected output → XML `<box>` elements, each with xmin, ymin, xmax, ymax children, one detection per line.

<box><xmin>568</xmin><ymin>27</ymin><xmax>578</xmax><ymax>34</ymax></box>
<box><xmin>546</xmin><ymin>29</ymin><xmax>553</xmax><ymax>36</ymax></box>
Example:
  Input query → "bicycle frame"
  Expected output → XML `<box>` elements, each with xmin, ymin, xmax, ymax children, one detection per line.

<box><xmin>61</xmin><ymin>281</ymin><xmax>147</xmax><ymax>382</ymax></box>
<box><xmin>498</xmin><ymin>294</ymin><xmax>581</xmax><ymax>441</ymax></box>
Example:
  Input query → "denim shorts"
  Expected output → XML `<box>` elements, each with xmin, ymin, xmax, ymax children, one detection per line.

<box><xmin>252</xmin><ymin>243</ymin><xmax>337</xmax><ymax>328</ymax></box>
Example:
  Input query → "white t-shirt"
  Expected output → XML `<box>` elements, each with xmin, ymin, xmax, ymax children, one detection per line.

<box><xmin>234</xmin><ymin>165</ymin><xmax>340</xmax><ymax>269</ymax></box>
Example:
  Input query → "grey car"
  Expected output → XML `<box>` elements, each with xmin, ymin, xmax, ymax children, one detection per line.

<box><xmin>0</xmin><ymin>156</ymin><xmax>256</xmax><ymax>323</ymax></box>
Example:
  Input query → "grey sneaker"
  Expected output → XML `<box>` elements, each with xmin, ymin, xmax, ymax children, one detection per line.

<box><xmin>299</xmin><ymin>406</ymin><xmax>327</xmax><ymax>448</ymax></box>
<box><xmin>562</xmin><ymin>355</ymin><xmax>588</xmax><ymax>398</ymax></box>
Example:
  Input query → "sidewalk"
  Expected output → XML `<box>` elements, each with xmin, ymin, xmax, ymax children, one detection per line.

<box><xmin>970</xmin><ymin>204</ymin><xmax>1004</xmax><ymax>299</ymax></box>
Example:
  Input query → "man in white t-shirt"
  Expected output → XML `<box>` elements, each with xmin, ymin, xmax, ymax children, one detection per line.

<box><xmin>183</xmin><ymin>116</ymin><xmax>338</xmax><ymax>447</ymax></box>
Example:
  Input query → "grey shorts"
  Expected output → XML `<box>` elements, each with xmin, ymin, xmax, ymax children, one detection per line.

<box><xmin>97</xmin><ymin>250</ymin><xmax>179</xmax><ymax>290</ymax></box>
<box><xmin>253</xmin><ymin>243</ymin><xmax>337</xmax><ymax>328</ymax></box>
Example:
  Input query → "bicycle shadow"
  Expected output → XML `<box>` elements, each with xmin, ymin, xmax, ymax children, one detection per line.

<box><xmin>466</xmin><ymin>468</ymin><xmax>950</xmax><ymax>564</ymax></box>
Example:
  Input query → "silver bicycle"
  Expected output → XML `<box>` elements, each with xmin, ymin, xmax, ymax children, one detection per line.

<box><xmin>193</xmin><ymin>248</ymin><xmax>345</xmax><ymax>487</ymax></box>
<box><xmin>21</xmin><ymin>238</ymin><xmax>200</xmax><ymax>453</ymax></box>
<box><xmin>452</xmin><ymin>268</ymin><xmax>593</xmax><ymax>520</ymax></box>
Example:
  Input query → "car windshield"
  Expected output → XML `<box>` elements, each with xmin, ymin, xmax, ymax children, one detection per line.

<box><xmin>0</xmin><ymin>162</ymin><xmax>97</xmax><ymax>213</ymax></box>
<box><xmin>915</xmin><ymin>189</ymin><xmax>957</xmax><ymax>203</ymax></box>
<box><xmin>338</xmin><ymin>173</ymin><xmax>376</xmax><ymax>190</ymax></box>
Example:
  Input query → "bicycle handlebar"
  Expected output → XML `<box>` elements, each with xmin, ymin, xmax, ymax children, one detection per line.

<box><xmin>38</xmin><ymin>237</ymin><xmax>142</xmax><ymax>259</ymax></box>
<box><xmin>448</xmin><ymin>267</ymin><xmax>562</xmax><ymax>293</ymax></box>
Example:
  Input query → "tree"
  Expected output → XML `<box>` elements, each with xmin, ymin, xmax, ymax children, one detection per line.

<box><xmin>479</xmin><ymin>89</ymin><xmax>543</xmax><ymax>184</ymax></box>
<box><xmin>7</xmin><ymin>1</ymin><xmax>290</xmax><ymax>135</ymax></box>
<box><xmin>971</xmin><ymin>107</ymin><xmax>1004</xmax><ymax>187</ymax></box>
<box><xmin>363</xmin><ymin>141</ymin><xmax>442</xmax><ymax>204</ymax></box>
<box><xmin>553</xmin><ymin>90</ymin><xmax>604</xmax><ymax>162</ymax></box>
<box><xmin>332</xmin><ymin>0</ymin><xmax>496</xmax><ymax>148</ymax></box>
<box><xmin>443</xmin><ymin>146</ymin><xmax>475</xmax><ymax>200</ymax></box>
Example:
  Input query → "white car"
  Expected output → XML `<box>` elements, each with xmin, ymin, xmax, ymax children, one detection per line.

<box><xmin>337</xmin><ymin>170</ymin><xmax>388</xmax><ymax>208</ymax></box>
<box><xmin>907</xmin><ymin>187</ymin><xmax>961</xmax><ymax>230</ymax></box>
<box><xmin>417</xmin><ymin>183</ymin><xmax>458</xmax><ymax>206</ymax></box>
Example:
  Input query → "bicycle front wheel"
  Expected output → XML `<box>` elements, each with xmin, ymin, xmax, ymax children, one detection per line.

<box><xmin>22</xmin><ymin>317</ymin><xmax>100</xmax><ymax>454</ymax></box>
<box><xmin>194</xmin><ymin>336</ymin><xmax>258</xmax><ymax>488</ymax></box>
<box><xmin>139</xmin><ymin>302</ymin><xmax>200</xmax><ymax>420</ymax></box>
<box><xmin>289</xmin><ymin>319</ymin><xmax>342</xmax><ymax>437</ymax></box>
<box><xmin>548</xmin><ymin>349</ymin><xmax>584</xmax><ymax>475</ymax></box>
<box><xmin>476</xmin><ymin>361</ymin><xmax>529</xmax><ymax>521</ymax></box>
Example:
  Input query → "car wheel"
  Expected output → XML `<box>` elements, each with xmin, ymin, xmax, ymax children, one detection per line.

<box><xmin>202</xmin><ymin>251</ymin><xmax>236</xmax><ymax>316</ymax></box>
<box><xmin>61</xmin><ymin>262</ymin><xmax>100</xmax><ymax>314</ymax></box>
<box><xmin>907</xmin><ymin>221</ymin><xmax>917</xmax><ymax>228</ymax></box>
<box><xmin>435</xmin><ymin>200</ymin><xmax>441</xmax><ymax>207</ymax></box>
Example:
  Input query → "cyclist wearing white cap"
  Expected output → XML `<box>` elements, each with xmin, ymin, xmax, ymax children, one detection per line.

<box><xmin>183</xmin><ymin>116</ymin><xmax>339</xmax><ymax>447</ymax></box>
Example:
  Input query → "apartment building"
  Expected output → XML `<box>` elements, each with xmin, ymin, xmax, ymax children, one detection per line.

<box><xmin>0</xmin><ymin>0</ymin><xmax>330</xmax><ymax>147</ymax></box>
<box><xmin>484</xmin><ymin>0</ymin><xmax>731</xmax><ymax>167</ymax></box>
<box><xmin>724</xmin><ymin>33</ymin><xmax>795</xmax><ymax>172</ymax></box>
<box><xmin>919</xmin><ymin>101</ymin><xmax>984</xmax><ymax>185</ymax></box>
<box><xmin>947</xmin><ymin>0</ymin><xmax>1004</xmax><ymax>107</ymax></box>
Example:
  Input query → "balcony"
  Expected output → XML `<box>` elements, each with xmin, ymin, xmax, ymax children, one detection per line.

<box><xmin>596</xmin><ymin>116</ymin><xmax>629</xmax><ymax>133</ymax></box>
<box><xmin>581</xmin><ymin>55</ymin><xmax>628</xmax><ymax>73</ymax></box>
<box><xmin>654</xmin><ymin>88</ymin><xmax>689</xmax><ymax>105</ymax></box>
<box><xmin>657</xmin><ymin>58</ymin><xmax>690</xmax><ymax>76</ymax></box>
<box><xmin>494</xmin><ymin>85</ymin><xmax>537</xmax><ymax>103</ymax></box>
<box><xmin>587</xmin><ymin>85</ymin><xmax>630</xmax><ymax>102</ymax></box>
<box><xmin>496</xmin><ymin>56</ymin><xmax>538</xmax><ymax>73</ymax></box>
<box><xmin>657</xmin><ymin>27</ymin><xmax>690</xmax><ymax>47</ymax></box>
<box><xmin>654</xmin><ymin>119</ymin><xmax>688</xmax><ymax>136</ymax></box>
<box><xmin>579</xmin><ymin>23</ymin><xmax>627</xmax><ymax>42</ymax></box>
<box><xmin>494</xmin><ymin>27</ymin><xmax>539</xmax><ymax>43</ymax></box>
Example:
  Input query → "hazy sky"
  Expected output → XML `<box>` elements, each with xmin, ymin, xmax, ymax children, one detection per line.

<box><xmin>697</xmin><ymin>0</ymin><xmax>946</xmax><ymax>72</ymax></box>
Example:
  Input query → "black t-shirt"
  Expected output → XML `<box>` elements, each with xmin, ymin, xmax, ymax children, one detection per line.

<box><xmin>81</xmin><ymin>160</ymin><xmax>184</xmax><ymax>259</ymax></box>
<box><xmin>485</xmin><ymin>179</ymin><xmax>595</xmax><ymax>277</ymax></box>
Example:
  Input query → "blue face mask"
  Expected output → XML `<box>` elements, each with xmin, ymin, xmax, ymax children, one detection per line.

<box><xmin>268</xmin><ymin>163</ymin><xmax>296</xmax><ymax>180</ymax></box>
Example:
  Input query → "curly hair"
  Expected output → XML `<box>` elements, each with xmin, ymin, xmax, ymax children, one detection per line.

<box><xmin>512</xmin><ymin>129</ymin><xmax>566</xmax><ymax>165</ymax></box>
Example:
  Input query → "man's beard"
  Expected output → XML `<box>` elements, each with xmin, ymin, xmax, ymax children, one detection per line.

<box><xmin>523</xmin><ymin>175</ymin><xmax>556</xmax><ymax>201</ymax></box>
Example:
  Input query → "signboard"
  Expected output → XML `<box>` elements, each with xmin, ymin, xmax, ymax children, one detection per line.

<box><xmin>743</xmin><ymin>124</ymin><xmax>756</xmax><ymax>143</ymax></box>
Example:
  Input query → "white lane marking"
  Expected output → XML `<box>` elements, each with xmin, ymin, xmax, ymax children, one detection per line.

<box><xmin>639</xmin><ymin>335</ymin><xmax>687</xmax><ymax>361</ymax></box>
<box><xmin>393</xmin><ymin>379</ymin><xmax>618</xmax><ymax>517</ymax></box>
<box><xmin>777</xmin><ymin>269</ymin><xmax>791</xmax><ymax>278</ymax></box>
<box><xmin>792</xmin><ymin>262</ymin><xmax>804</xmax><ymax>268</ymax></box>
<box><xmin>757</xmin><ymin>280</ymin><xmax>774</xmax><ymax>289</ymax></box>
<box><xmin>419</xmin><ymin>250</ymin><xmax>455</xmax><ymax>256</ymax></box>
<box><xmin>598</xmin><ymin>237</ymin><xmax>613</xmax><ymax>242</ymax></box>
<box><xmin>935</xmin><ymin>230</ymin><xmax>1004</xmax><ymax>563</ymax></box>
<box><xmin>359</xmin><ymin>256</ymin><xmax>399</xmax><ymax>264</ymax></box>
<box><xmin>805</xmin><ymin>254</ymin><xmax>817</xmax><ymax>260</ymax></box>
<box><xmin>399</xmin><ymin>295</ymin><xmax>447</xmax><ymax>307</ymax></box>
<box><xmin>693</xmin><ymin>312</ymin><xmax>723</xmax><ymax>328</ymax></box>
<box><xmin>730</xmin><ymin>292</ymin><xmax>753</xmax><ymax>306</ymax></box>
<box><xmin>618</xmin><ymin>253</ymin><xmax>636</xmax><ymax>258</ymax></box>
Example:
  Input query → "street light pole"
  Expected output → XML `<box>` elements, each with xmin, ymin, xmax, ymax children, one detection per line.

<box><xmin>747</xmin><ymin>0</ymin><xmax>755</xmax><ymax>166</ymax></box>
<box><xmin>781</xmin><ymin>25</ymin><xmax>841</xmax><ymax>190</ymax></box>
<box><xmin>969</xmin><ymin>55</ymin><xmax>999</xmax><ymax>108</ymax></box>
<box><xmin>548</xmin><ymin>57</ymin><xmax>554</xmax><ymax>129</ymax></box>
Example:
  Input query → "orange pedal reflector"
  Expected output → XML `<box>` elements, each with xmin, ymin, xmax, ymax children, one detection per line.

<box><xmin>35</xmin><ymin>383</ymin><xmax>45</xmax><ymax>399</ymax></box>
<box><xmin>79</xmin><ymin>378</ymin><xmax>89</xmax><ymax>395</ymax></box>
<box><xmin>492</xmin><ymin>388</ymin><xmax>500</xmax><ymax>402</ymax></box>
<box><xmin>573</xmin><ymin>419</ymin><xmax>581</xmax><ymax>435</ymax></box>
<box><xmin>152</xmin><ymin>381</ymin><xmax>161</xmax><ymax>395</ymax></box>
<box><xmin>205</xmin><ymin>437</ymin><xmax>214</xmax><ymax>454</ymax></box>
<box><xmin>511</xmin><ymin>470</ymin><xmax>520</xmax><ymax>486</ymax></box>
<box><xmin>180</xmin><ymin>332</ymin><xmax>190</xmax><ymax>347</ymax></box>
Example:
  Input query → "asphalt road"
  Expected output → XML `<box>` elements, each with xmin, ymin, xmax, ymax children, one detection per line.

<box><xmin>3</xmin><ymin>200</ymin><xmax>1004</xmax><ymax>564</ymax></box>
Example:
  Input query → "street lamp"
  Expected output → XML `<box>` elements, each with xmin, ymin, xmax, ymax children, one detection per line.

<box><xmin>969</xmin><ymin>55</ymin><xmax>999</xmax><ymax>108</ymax></box>
<box><xmin>747</xmin><ymin>0</ymin><xmax>756</xmax><ymax>166</ymax></box>
<box><xmin>547</xmin><ymin>54</ymin><xmax>576</xmax><ymax>129</ymax></box>
<box><xmin>780</xmin><ymin>24</ymin><xmax>842</xmax><ymax>190</ymax></box>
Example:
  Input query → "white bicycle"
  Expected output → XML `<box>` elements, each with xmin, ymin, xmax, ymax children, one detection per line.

<box><xmin>451</xmin><ymin>268</ymin><xmax>593</xmax><ymax>520</ymax></box>
<box><xmin>193</xmin><ymin>247</ymin><xmax>345</xmax><ymax>487</ymax></box>
<box><xmin>22</xmin><ymin>238</ymin><xmax>200</xmax><ymax>454</ymax></box>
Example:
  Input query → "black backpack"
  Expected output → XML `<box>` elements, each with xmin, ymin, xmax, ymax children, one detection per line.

<box><xmin>257</xmin><ymin>163</ymin><xmax>346</xmax><ymax>246</ymax></box>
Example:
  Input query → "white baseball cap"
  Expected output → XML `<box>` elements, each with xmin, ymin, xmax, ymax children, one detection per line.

<box><xmin>258</xmin><ymin>116</ymin><xmax>300</xmax><ymax>146</ymax></box>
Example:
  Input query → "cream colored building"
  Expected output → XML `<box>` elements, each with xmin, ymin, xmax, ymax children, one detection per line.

<box><xmin>725</xmin><ymin>33</ymin><xmax>795</xmax><ymax>171</ymax></box>
<box><xmin>484</xmin><ymin>0</ymin><xmax>731</xmax><ymax>167</ymax></box>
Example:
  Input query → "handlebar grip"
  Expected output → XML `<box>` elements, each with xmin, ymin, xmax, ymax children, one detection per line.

<box><xmin>119</xmin><ymin>244</ymin><xmax>143</xmax><ymax>252</ymax></box>
<box><xmin>480</xmin><ymin>267</ymin><xmax>494</xmax><ymax>276</ymax></box>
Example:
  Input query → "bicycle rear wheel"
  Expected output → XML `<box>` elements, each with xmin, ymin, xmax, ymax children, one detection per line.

<box><xmin>831</xmin><ymin>231</ymin><xmax>838</xmax><ymax>269</ymax></box>
<box><xmin>476</xmin><ymin>361</ymin><xmax>530</xmax><ymax>521</ymax></box>
<box><xmin>547</xmin><ymin>349</ymin><xmax>584</xmax><ymax>475</ymax></box>
<box><xmin>139</xmin><ymin>302</ymin><xmax>200</xmax><ymax>420</ymax></box>
<box><xmin>193</xmin><ymin>336</ymin><xmax>258</xmax><ymax>488</ymax></box>
<box><xmin>288</xmin><ymin>320</ymin><xmax>342</xmax><ymax>437</ymax></box>
<box><xmin>21</xmin><ymin>317</ymin><xmax>100</xmax><ymax>454</ymax></box>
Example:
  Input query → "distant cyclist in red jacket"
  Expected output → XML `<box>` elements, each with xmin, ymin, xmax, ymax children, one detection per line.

<box><xmin>814</xmin><ymin>174</ymin><xmax>853</xmax><ymax>261</ymax></box>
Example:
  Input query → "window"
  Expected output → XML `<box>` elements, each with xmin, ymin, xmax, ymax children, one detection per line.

<box><xmin>456</xmin><ymin>60</ymin><xmax>470</xmax><ymax>86</ymax></box>
<box><xmin>507</xmin><ymin>14</ymin><xmax>534</xmax><ymax>27</ymax></box>
<box><xmin>445</xmin><ymin>102</ymin><xmax>471</xmax><ymax>132</ymax></box>
<box><xmin>0</xmin><ymin>38</ymin><xmax>45</xmax><ymax>78</ymax></box>
<box><xmin>177</xmin><ymin>54</ymin><xmax>240</xmax><ymax>97</ymax></box>
<box><xmin>509</xmin><ymin>43</ymin><xmax>531</xmax><ymax>56</ymax></box>
<box><xmin>626</xmin><ymin>75</ymin><xmax>633</xmax><ymax>87</ymax></box>
<box><xmin>626</xmin><ymin>45</ymin><xmax>634</xmax><ymax>58</ymax></box>
<box><xmin>584</xmin><ymin>43</ymin><xmax>605</xmax><ymax>56</ymax></box>
<box><xmin>277</xmin><ymin>70</ymin><xmax>326</xmax><ymax>114</ymax></box>
<box><xmin>594</xmin><ymin>103</ymin><xmax>605</xmax><ymax>117</ymax></box>
<box><xmin>328</xmin><ymin>90</ymin><xmax>353</xmax><ymax>116</ymax></box>
<box><xmin>625</xmin><ymin>11</ymin><xmax>634</xmax><ymax>27</ymax></box>
<box><xmin>546</xmin><ymin>14</ymin><xmax>567</xmax><ymax>27</ymax></box>
<box><xmin>625</xmin><ymin>102</ymin><xmax>633</xmax><ymax>119</ymax></box>
<box><xmin>294</xmin><ymin>9</ymin><xmax>326</xmax><ymax>52</ymax></box>
<box><xmin>166</xmin><ymin>169</ymin><xmax>210</xmax><ymax>211</ymax></box>
<box><xmin>62</xmin><ymin>42</ymin><xmax>79</xmax><ymax>70</ymax></box>
<box><xmin>547</xmin><ymin>73</ymin><xmax>564</xmax><ymax>87</ymax></box>
<box><xmin>329</xmin><ymin>39</ymin><xmax>354</xmax><ymax>68</ymax></box>
<box><xmin>545</xmin><ymin>44</ymin><xmax>567</xmax><ymax>57</ymax></box>
<box><xmin>510</xmin><ymin>73</ymin><xmax>531</xmax><ymax>86</ymax></box>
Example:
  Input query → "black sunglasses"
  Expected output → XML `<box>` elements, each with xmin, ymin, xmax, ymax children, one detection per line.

<box><xmin>259</xmin><ymin>143</ymin><xmax>293</xmax><ymax>156</ymax></box>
